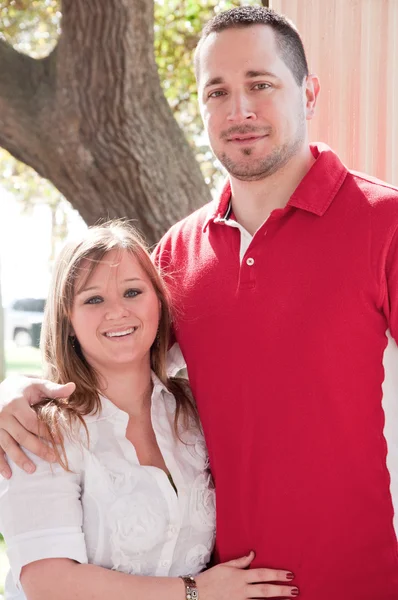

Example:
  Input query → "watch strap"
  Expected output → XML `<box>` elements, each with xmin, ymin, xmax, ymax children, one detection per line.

<box><xmin>179</xmin><ymin>575</ymin><xmax>199</xmax><ymax>600</ymax></box>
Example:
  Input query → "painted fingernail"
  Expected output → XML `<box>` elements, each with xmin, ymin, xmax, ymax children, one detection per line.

<box><xmin>23</xmin><ymin>462</ymin><xmax>35</xmax><ymax>474</ymax></box>
<box><xmin>0</xmin><ymin>468</ymin><xmax>11</xmax><ymax>479</ymax></box>
<box><xmin>291</xmin><ymin>588</ymin><xmax>299</xmax><ymax>597</ymax></box>
<box><xmin>286</xmin><ymin>572</ymin><xmax>295</xmax><ymax>581</ymax></box>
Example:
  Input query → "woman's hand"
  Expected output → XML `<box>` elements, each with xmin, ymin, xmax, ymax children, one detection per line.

<box><xmin>0</xmin><ymin>376</ymin><xmax>75</xmax><ymax>477</ymax></box>
<box><xmin>196</xmin><ymin>551</ymin><xmax>298</xmax><ymax>599</ymax></box>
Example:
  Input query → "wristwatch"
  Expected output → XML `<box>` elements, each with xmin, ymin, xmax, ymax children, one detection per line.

<box><xmin>180</xmin><ymin>575</ymin><xmax>199</xmax><ymax>600</ymax></box>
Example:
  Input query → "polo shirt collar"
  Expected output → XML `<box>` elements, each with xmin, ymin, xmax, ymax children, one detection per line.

<box><xmin>203</xmin><ymin>143</ymin><xmax>347</xmax><ymax>231</ymax></box>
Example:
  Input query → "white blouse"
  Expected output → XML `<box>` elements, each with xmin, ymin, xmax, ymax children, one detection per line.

<box><xmin>0</xmin><ymin>345</ymin><xmax>216</xmax><ymax>600</ymax></box>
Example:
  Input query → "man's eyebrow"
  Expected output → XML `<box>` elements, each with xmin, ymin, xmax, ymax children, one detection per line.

<box><xmin>245</xmin><ymin>70</ymin><xmax>279</xmax><ymax>79</ymax></box>
<box><xmin>204</xmin><ymin>76</ymin><xmax>224</xmax><ymax>89</ymax></box>
<box><xmin>204</xmin><ymin>71</ymin><xmax>279</xmax><ymax>89</ymax></box>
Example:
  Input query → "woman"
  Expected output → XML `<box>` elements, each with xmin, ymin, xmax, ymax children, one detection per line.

<box><xmin>0</xmin><ymin>221</ymin><xmax>298</xmax><ymax>599</ymax></box>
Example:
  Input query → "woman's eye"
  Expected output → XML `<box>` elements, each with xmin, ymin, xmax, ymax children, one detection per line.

<box><xmin>125</xmin><ymin>289</ymin><xmax>141</xmax><ymax>298</ymax></box>
<box><xmin>85</xmin><ymin>296</ymin><xmax>103</xmax><ymax>305</ymax></box>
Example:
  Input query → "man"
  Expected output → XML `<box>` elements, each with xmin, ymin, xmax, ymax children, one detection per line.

<box><xmin>1</xmin><ymin>6</ymin><xmax>398</xmax><ymax>599</ymax></box>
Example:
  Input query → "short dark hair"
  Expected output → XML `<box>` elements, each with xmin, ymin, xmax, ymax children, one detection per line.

<box><xmin>195</xmin><ymin>5</ymin><xmax>309</xmax><ymax>86</ymax></box>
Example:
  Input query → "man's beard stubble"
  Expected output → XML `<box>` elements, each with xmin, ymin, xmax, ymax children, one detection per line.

<box><xmin>217</xmin><ymin>114</ymin><xmax>306</xmax><ymax>182</ymax></box>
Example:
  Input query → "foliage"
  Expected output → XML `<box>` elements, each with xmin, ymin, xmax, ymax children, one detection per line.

<box><xmin>0</xmin><ymin>0</ymin><xmax>60</xmax><ymax>57</ymax></box>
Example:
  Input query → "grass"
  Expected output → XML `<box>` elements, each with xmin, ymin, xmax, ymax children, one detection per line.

<box><xmin>0</xmin><ymin>343</ymin><xmax>42</xmax><ymax>594</ymax></box>
<box><xmin>0</xmin><ymin>535</ymin><xmax>7</xmax><ymax>596</ymax></box>
<box><xmin>5</xmin><ymin>341</ymin><xmax>42</xmax><ymax>376</ymax></box>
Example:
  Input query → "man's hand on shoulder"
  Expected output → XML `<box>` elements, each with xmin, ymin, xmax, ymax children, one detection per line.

<box><xmin>0</xmin><ymin>376</ymin><xmax>76</xmax><ymax>478</ymax></box>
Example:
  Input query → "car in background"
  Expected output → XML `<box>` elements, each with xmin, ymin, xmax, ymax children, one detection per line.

<box><xmin>4</xmin><ymin>298</ymin><xmax>46</xmax><ymax>347</ymax></box>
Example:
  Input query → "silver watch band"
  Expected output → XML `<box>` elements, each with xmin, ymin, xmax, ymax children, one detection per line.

<box><xmin>179</xmin><ymin>575</ymin><xmax>199</xmax><ymax>600</ymax></box>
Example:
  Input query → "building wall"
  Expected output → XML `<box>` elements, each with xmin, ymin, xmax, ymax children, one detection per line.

<box><xmin>271</xmin><ymin>0</ymin><xmax>398</xmax><ymax>185</ymax></box>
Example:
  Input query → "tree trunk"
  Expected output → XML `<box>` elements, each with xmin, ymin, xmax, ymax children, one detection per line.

<box><xmin>0</xmin><ymin>0</ymin><xmax>211</xmax><ymax>245</ymax></box>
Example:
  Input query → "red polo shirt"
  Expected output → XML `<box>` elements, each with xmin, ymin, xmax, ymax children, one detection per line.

<box><xmin>154</xmin><ymin>144</ymin><xmax>398</xmax><ymax>599</ymax></box>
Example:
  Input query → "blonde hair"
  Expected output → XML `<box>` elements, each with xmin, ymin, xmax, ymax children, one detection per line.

<box><xmin>37</xmin><ymin>220</ymin><xmax>198</xmax><ymax>469</ymax></box>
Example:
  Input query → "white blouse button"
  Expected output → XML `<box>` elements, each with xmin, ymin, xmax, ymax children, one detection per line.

<box><xmin>161</xmin><ymin>559</ymin><xmax>171</xmax><ymax>567</ymax></box>
<box><xmin>246</xmin><ymin>257</ymin><xmax>255</xmax><ymax>266</ymax></box>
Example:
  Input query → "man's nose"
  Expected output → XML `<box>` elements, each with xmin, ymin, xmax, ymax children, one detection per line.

<box><xmin>227</xmin><ymin>93</ymin><xmax>257</xmax><ymax>122</ymax></box>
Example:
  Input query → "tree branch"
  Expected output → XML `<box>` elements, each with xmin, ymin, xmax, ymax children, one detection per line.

<box><xmin>0</xmin><ymin>40</ymin><xmax>57</xmax><ymax>177</ymax></box>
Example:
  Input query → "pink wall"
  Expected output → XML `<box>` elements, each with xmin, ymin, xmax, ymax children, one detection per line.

<box><xmin>271</xmin><ymin>0</ymin><xmax>398</xmax><ymax>185</ymax></box>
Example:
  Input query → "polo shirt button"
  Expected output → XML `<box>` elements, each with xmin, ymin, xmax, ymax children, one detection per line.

<box><xmin>246</xmin><ymin>257</ymin><xmax>255</xmax><ymax>266</ymax></box>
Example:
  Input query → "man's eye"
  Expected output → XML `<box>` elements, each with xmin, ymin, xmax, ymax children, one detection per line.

<box><xmin>208</xmin><ymin>90</ymin><xmax>225</xmax><ymax>98</ymax></box>
<box><xmin>125</xmin><ymin>289</ymin><xmax>141</xmax><ymax>298</ymax></box>
<box><xmin>253</xmin><ymin>83</ymin><xmax>271</xmax><ymax>90</ymax></box>
<box><xmin>85</xmin><ymin>296</ymin><xmax>103</xmax><ymax>305</ymax></box>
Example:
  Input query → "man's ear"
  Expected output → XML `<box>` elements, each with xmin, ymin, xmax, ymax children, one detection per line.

<box><xmin>304</xmin><ymin>74</ymin><xmax>320</xmax><ymax>121</ymax></box>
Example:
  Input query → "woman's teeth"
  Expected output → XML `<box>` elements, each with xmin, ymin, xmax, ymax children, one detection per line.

<box><xmin>105</xmin><ymin>327</ymin><xmax>136</xmax><ymax>338</ymax></box>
